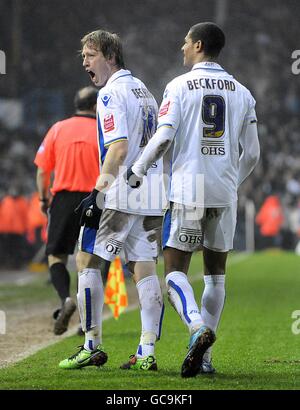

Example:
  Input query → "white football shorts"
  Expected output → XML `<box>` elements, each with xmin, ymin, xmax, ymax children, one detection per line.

<box><xmin>78</xmin><ymin>208</ymin><xmax>162</xmax><ymax>263</ymax></box>
<box><xmin>162</xmin><ymin>201</ymin><xmax>237</xmax><ymax>252</ymax></box>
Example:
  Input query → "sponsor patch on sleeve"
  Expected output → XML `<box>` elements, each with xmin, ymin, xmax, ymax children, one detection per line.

<box><xmin>104</xmin><ymin>114</ymin><xmax>115</xmax><ymax>132</ymax></box>
<box><xmin>158</xmin><ymin>101</ymin><xmax>170</xmax><ymax>117</ymax></box>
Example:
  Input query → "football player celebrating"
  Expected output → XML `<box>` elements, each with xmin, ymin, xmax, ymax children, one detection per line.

<box><xmin>128</xmin><ymin>22</ymin><xmax>260</xmax><ymax>377</ymax></box>
<box><xmin>58</xmin><ymin>30</ymin><xmax>165</xmax><ymax>371</ymax></box>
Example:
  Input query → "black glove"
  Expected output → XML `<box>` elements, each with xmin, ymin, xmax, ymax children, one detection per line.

<box><xmin>126</xmin><ymin>167</ymin><xmax>143</xmax><ymax>189</ymax></box>
<box><xmin>75</xmin><ymin>189</ymin><xmax>104</xmax><ymax>229</ymax></box>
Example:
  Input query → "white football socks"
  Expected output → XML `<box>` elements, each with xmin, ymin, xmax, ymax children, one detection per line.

<box><xmin>201</xmin><ymin>274</ymin><xmax>225</xmax><ymax>362</ymax></box>
<box><xmin>136</xmin><ymin>275</ymin><xmax>164</xmax><ymax>358</ymax></box>
<box><xmin>77</xmin><ymin>268</ymin><xmax>104</xmax><ymax>351</ymax></box>
<box><xmin>165</xmin><ymin>271</ymin><xmax>203</xmax><ymax>335</ymax></box>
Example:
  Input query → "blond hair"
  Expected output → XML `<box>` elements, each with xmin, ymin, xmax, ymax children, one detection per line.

<box><xmin>81</xmin><ymin>30</ymin><xmax>125</xmax><ymax>68</ymax></box>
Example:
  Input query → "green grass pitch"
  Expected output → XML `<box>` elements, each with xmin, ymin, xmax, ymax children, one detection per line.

<box><xmin>1</xmin><ymin>251</ymin><xmax>300</xmax><ymax>390</ymax></box>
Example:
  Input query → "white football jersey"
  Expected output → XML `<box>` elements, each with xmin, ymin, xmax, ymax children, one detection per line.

<box><xmin>158</xmin><ymin>62</ymin><xmax>257</xmax><ymax>207</ymax></box>
<box><xmin>97</xmin><ymin>69</ymin><xmax>164</xmax><ymax>215</ymax></box>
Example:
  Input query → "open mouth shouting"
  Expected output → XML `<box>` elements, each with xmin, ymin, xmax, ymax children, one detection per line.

<box><xmin>87</xmin><ymin>70</ymin><xmax>96</xmax><ymax>81</ymax></box>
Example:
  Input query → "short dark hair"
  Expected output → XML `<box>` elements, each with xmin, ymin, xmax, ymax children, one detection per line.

<box><xmin>81</xmin><ymin>30</ymin><xmax>125</xmax><ymax>69</ymax></box>
<box><xmin>189</xmin><ymin>22</ymin><xmax>225</xmax><ymax>58</ymax></box>
<box><xmin>74</xmin><ymin>86</ymin><xmax>98</xmax><ymax>111</ymax></box>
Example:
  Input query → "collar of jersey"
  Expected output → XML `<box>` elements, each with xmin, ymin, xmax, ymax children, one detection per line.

<box><xmin>192</xmin><ymin>62</ymin><xmax>224</xmax><ymax>71</ymax></box>
<box><xmin>106</xmin><ymin>69</ymin><xmax>132</xmax><ymax>86</ymax></box>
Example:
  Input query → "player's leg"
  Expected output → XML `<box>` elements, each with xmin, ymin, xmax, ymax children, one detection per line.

<box><xmin>163</xmin><ymin>203</ymin><xmax>216</xmax><ymax>377</ymax></box>
<box><xmin>164</xmin><ymin>204</ymin><xmax>204</xmax><ymax>333</ymax></box>
<box><xmin>59</xmin><ymin>208</ymin><xmax>127</xmax><ymax>369</ymax></box>
<box><xmin>164</xmin><ymin>246</ymin><xmax>202</xmax><ymax>332</ymax></box>
<box><xmin>76</xmin><ymin>250</ymin><xmax>105</xmax><ymax>348</ymax></box>
<box><xmin>79</xmin><ymin>208</ymin><xmax>133</xmax><ymax>351</ymax></box>
<box><xmin>77</xmin><ymin>208</ymin><xmax>132</xmax><ymax>355</ymax></box>
<box><xmin>120</xmin><ymin>216</ymin><xmax>164</xmax><ymax>370</ymax></box>
<box><xmin>129</xmin><ymin>260</ymin><xmax>163</xmax><ymax>370</ymax></box>
<box><xmin>58</xmin><ymin>249</ymin><xmax>107</xmax><ymax>369</ymax></box>
<box><xmin>200</xmin><ymin>247</ymin><xmax>227</xmax><ymax>373</ymax></box>
<box><xmin>60</xmin><ymin>209</ymin><xmax>134</xmax><ymax>369</ymax></box>
<box><xmin>76</xmin><ymin>257</ymin><xmax>111</xmax><ymax>336</ymax></box>
<box><xmin>199</xmin><ymin>205</ymin><xmax>236</xmax><ymax>373</ymax></box>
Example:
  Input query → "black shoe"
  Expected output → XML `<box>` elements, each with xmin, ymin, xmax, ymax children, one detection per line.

<box><xmin>181</xmin><ymin>326</ymin><xmax>216</xmax><ymax>378</ymax></box>
<box><xmin>54</xmin><ymin>297</ymin><xmax>76</xmax><ymax>335</ymax></box>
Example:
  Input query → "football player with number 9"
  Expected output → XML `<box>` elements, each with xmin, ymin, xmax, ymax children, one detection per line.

<box><xmin>129</xmin><ymin>22</ymin><xmax>260</xmax><ymax>377</ymax></box>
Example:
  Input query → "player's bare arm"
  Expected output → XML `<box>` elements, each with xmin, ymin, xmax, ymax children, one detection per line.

<box><xmin>95</xmin><ymin>140</ymin><xmax>128</xmax><ymax>192</ymax></box>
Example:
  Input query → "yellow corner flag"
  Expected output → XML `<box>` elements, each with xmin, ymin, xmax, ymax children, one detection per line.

<box><xmin>104</xmin><ymin>256</ymin><xmax>128</xmax><ymax>319</ymax></box>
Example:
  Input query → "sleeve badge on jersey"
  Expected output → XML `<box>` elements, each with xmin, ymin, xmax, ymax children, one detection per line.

<box><xmin>104</xmin><ymin>113</ymin><xmax>115</xmax><ymax>132</ymax></box>
<box><xmin>101</xmin><ymin>95</ymin><xmax>111</xmax><ymax>107</ymax></box>
<box><xmin>158</xmin><ymin>101</ymin><xmax>170</xmax><ymax>117</ymax></box>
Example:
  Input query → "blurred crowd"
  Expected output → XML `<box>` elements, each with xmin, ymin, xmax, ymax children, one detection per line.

<box><xmin>1</xmin><ymin>0</ymin><xmax>300</xmax><ymax>268</ymax></box>
<box><xmin>226</xmin><ymin>1</ymin><xmax>300</xmax><ymax>251</ymax></box>
<box><xmin>0</xmin><ymin>191</ymin><xmax>47</xmax><ymax>268</ymax></box>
